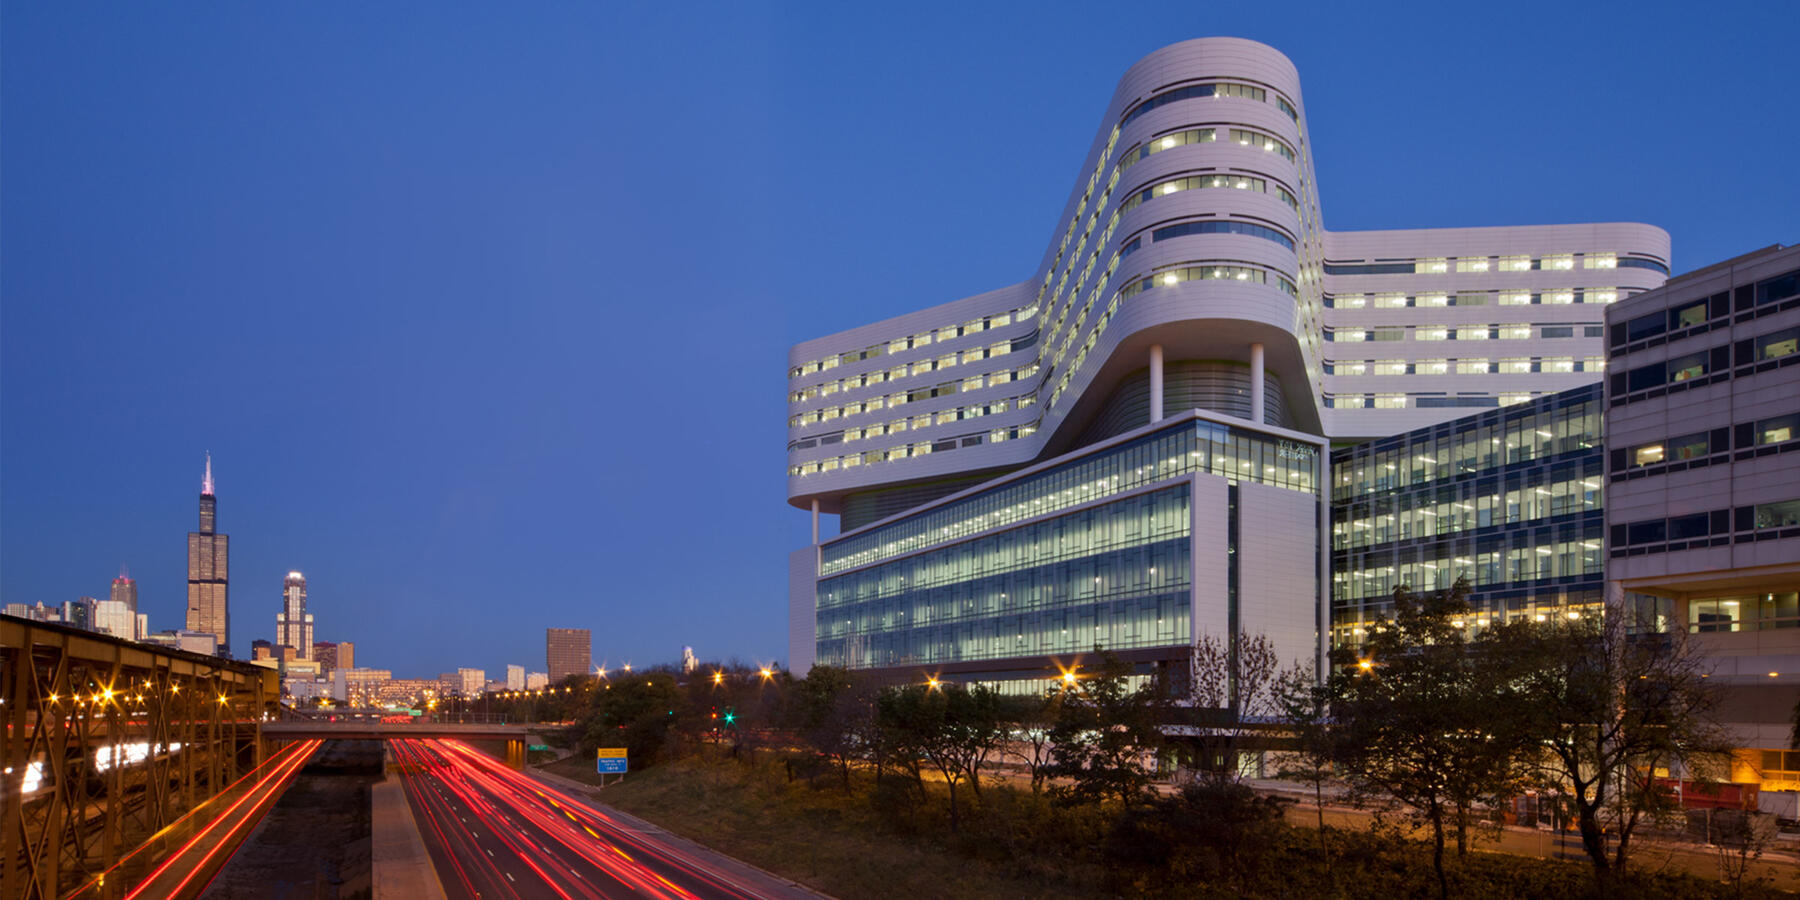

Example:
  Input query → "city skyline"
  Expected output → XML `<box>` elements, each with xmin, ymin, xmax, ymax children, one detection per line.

<box><xmin>4</xmin><ymin>3</ymin><xmax>1796</xmax><ymax>677</ymax></box>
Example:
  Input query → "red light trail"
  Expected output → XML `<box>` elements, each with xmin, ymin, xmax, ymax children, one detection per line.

<box><xmin>393</xmin><ymin>738</ymin><xmax>782</xmax><ymax>900</ymax></box>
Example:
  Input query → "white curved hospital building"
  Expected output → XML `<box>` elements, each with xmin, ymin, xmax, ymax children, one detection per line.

<box><xmin>786</xmin><ymin>38</ymin><xmax>1669</xmax><ymax>688</ymax></box>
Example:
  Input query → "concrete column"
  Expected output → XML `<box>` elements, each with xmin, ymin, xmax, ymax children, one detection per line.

<box><xmin>810</xmin><ymin>498</ymin><xmax>820</xmax><ymax>545</ymax></box>
<box><xmin>1249</xmin><ymin>343</ymin><xmax>1265</xmax><ymax>424</ymax></box>
<box><xmin>1149</xmin><ymin>344</ymin><xmax>1165</xmax><ymax>424</ymax></box>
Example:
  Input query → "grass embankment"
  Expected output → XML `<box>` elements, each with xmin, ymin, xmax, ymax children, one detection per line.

<box><xmin>544</xmin><ymin>751</ymin><xmax>1099</xmax><ymax>899</ymax></box>
<box><xmin>543</xmin><ymin>751</ymin><xmax>1794</xmax><ymax>900</ymax></box>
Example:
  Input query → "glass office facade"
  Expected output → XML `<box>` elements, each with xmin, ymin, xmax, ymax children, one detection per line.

<box><xmin>1331</xmin><ymin>385</ymin><xmax>1606</xmax><ymax>648</ymax></box>
<box><xmin>815</xmin><ymin>415</ymin><xmax>1322</xmax><ymax>675</ymax></box>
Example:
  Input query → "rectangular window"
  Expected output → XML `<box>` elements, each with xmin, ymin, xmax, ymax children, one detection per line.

<box><xmin>1755</xmin><ymin>500</ymin><xmax>1800</xmax><ymax>529</ymax></box>
<box><xmin>1542</xmin><ymin>358</ymin><xmax>1575</xmax><ymax>373</ymax></box>
<box><xmin>1455</xmin><ymin>258</ymin><xmax>1490</xmax><ymax>273</ymax></box>
<box><xmin>1456</xmin><ymin>326</ymin><xmax>1488</xmax><ymax>341</ymax></box>
<box><xmin>1373</xmin><ymin>293</ymin><xmax>1407</xmax><ymax>308</ymax></box>
<box><xmin>1757</xmin><ymin>269</ymin><xmax>1800</xmax><ymax>306</ymax></box>
<box><xmin>1370</xmin><ymin>328</ymin><xmax>1405</xmax><ymax>342</ymax></box>
<box><xmin>1416</xmin><ymin>327</ymin><xmax>1448</xmax><ymax>341</ymax></box>
<box><xmin>1667</xmin><ymin>352</ymin><xmax>1707</xmax><ymax>382</ymax></box>
<box><xmin>1544</xmin><ymin>291</ymin><xmax>1575</xmax><ymax>305</ymax></box>
<box><xmin>1415</xmin><ymin>257</ymin><xmax>1449</xmax><ymax>274</ymax></box>
<box><xmin>1756</xmin><ymin>327</ymin><xmax>1799</xmax><ymax>362</ymax></box>
<box><xmin>1670</xmin><ymin>300</ymin><xmax>1709</xmax><ymax>330</ymax></box>
<box><xmin>1498</xmin><ymin>256</ymin><xmax>1531</xmax><ymax>272</ymax></box>
<box><xmin>1457</xmin><ymin>360</ymin><xmax>1491</xmax><ymax>374</ymax></box>
<box><xmin>1498</xmin><ymin>291</ymin><xmax>1531</xmax><ymax>306</ymax></box>
<box><xmin>1627</xmin><ymin>312</ymin><xmax>1666</xmax><ymax>342</ymax></box>
<box><xmin>1631</xmin><ymin>442</ymin><xmax>1665</xmax><ymax>467</ymax></box>
<box><xmin>1668</xmin><ymin>431</ymin><xmax>1712</xmax><ymax>461</ymax></box>
<box><xmin>1498</xmin><ymin>358</ymin><xmax>1530</xmax><ymax>374</ymax></box>
<box><xmin>1583</xmin><ymin>253</ymin><xmax>1618</xmax><ymax>269</ymax></box>
<box><xmin>1502</xmin><ymin>325</ymin><xmax>1534</xmax><ymax>339</ymax></box>
<box><xmin>1415</xmin><ymin>360</ymin><xmax>1448</xmax><ymax>375</ymax></box>
<box><xmin>1626</xmin><ymin>519</ymin><xmax>1666</xmax><ymax>545</ymax></box>
<box><xmin>1416</xmin><ymin>293</ymin><xmax>1449</xmax><ymax>307</ymax></box>
<box><xmin>1372</xmin><ymin>360</ymin><xmax>1406</xmax><ymax>375</ymax></box>
<box><xmin>1757</xmin><ymin>413</ymin><xmax>1799</xmax><ymax>445</ymax></box>
<box><xmin>1336</xmin><ymin>294</ymin><xmax>1366</xmax><ymax>309</ymax></box>
<box><xmin>1373</xmin><ymin>394</ymin><xmax>1406</xmax><ymax>408</ymax></box>
<box><xmin>1540</xmin><ymin>255</ymin><xmax>1575</xmax><ymax>271</ymax></box>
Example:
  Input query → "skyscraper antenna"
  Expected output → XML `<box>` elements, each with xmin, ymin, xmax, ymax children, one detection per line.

<box><xmin>203</xmin><ymin>452</ymin><xmax>215</xmax><ymax>496</ymax></box>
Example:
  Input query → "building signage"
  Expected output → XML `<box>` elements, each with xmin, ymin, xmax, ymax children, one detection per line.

<box><xmin>1278</xmin><ymin>440</ymin><xmax>1315</xmax><ymax>462</ymax></box>
<box><xmin>596</xmin><ymin>748</ymin><xmax>628</xmax><ymax>774</ymax></box>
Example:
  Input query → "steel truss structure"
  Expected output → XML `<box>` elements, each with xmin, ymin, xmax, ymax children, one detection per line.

<box><xmin>2</xmin><ymin>615</ymin><xmax>277</xmax><ymax>899</ymax></box>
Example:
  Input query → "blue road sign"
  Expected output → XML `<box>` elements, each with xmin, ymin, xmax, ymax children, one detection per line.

<box><xmin>596</xmin><ymin>748</ymin><xmax>628</xmax><ymax>774</ymax></box>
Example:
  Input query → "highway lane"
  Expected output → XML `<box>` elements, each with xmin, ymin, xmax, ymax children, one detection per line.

<box><xmin>392</xmin><ymin>738</ymin><xmax>788</xmax><ymax>900</ymax></box>
<box><xmin>111</xmin><ymin>738</ymin><xmax>324</xmax><ymax>899</ymax></box>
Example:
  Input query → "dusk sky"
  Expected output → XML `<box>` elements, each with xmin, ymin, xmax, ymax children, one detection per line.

<box><xmin>4</xmin><ymin>1</ymin><xmax>1795</xmax><ymax>679</ymax></box>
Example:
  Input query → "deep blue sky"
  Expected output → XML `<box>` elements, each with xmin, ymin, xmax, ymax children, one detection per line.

<box><xmin>4</xmin><ymin>2</ymin><xmax>1795</xmax><ymax>678</ymax></box>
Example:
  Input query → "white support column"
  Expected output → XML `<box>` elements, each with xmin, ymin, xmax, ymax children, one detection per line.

<box><xmin>1249</xmin><ymin>343</ymin><xmax>1265</xmax><ymax>424</ymax></box>
<box><xmin>1149</xmin><ymin>344</ymin><xmax>1165</xmax><ymax>424</ymax></box>
<box><xmin>811</xmin><ymin>498</ymin><xmax>820</xmax><ymax>545</ymax></box>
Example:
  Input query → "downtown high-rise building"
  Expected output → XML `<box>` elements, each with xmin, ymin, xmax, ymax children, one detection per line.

<box><xmin>110</xmin><ymin>571</ymin><xmax>137</xmax><ymax>615</ymax></box>
<box><xmin>276</xmin><ymin>571</ymin><xmax>314</xmax><ymax>661</ymax></box>
<box><xmin>314</xmin><ymin>640</ymin><xmax>353</xmax><ymax>673</ymax></box>
<box><xmin>185</xmin><ymin>454</ymin><xmax>230</xmax><ymax>656</ymax></box>
<box><xmin>545</xmin><ymin>627</ymin><xmax>590</xmax><ymax>684</ymax></box>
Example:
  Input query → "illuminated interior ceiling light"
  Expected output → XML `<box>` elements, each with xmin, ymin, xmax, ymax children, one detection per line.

<box><xmin>1160</xmin><ymin>136</ymin><xmax>1176</xmax><ymax>149</ymax></box>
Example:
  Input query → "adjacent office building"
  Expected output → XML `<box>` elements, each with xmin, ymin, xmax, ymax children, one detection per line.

<box><xmin>1600</xmin><ymin>244</ymin><xmax>1800</xmax><ymax>807</ymax></box>
<box><xmin>786</xmin><ymin>37</ymin><xmax>1667</xmax><ymax>689</ymax></box>
<box><xmin>186</xmin><ymin>454</ymin><xmax>230</xmax><ymax>656</ymax></box>
<box><xmin>275</xmin><ymin>571</ymin><xmax>314</xmax><ymax>661</ymax></box>
<box><xmin>546</xmin><ymin>627</ymin><xmax>591</xmax><ymax>684</ymax></box>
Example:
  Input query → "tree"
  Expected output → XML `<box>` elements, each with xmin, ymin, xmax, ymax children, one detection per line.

<box><xmin>1187</xmin><ymin>632</ymin><xmax>1282</xmax><ymax>785</ymax></box>
<box><xmin>875</xmin><ymin>682</ymin><xmax>1005</xmax><ymax>832</ymax></box>
<box><xmin>1500</xmin><ymin>608</ymin><xmax>1734</xmax><ymax>879</ymax></box>
<box><xmin>1325</xmin><ymin>579</ymin><xmax>1537</xmax><ymax>900</ymax></box>
<box><xmin>1047</xmin><ymin>651</ymin><xmax>1167</xmax><ymax>807</ymax></box>
<box><xmin>789</xmin><ymin>666</ymin><xmax>875</xmax><ymax>791</ymax></box>
<box><xmin>998</xmin><ymin>690</ymin><xmax>1063</xmax><ymax>794</ymax></box>
<box><xmin>1272</xmin><ymin>660</ymin><xmax>1336</xmax><ymax>880</ymax></box>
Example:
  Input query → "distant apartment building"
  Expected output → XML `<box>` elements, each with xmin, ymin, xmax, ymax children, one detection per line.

<box><xmin>526</xmin><ymin>672</ymin><xmax>549</xmax><ymax>690</ymax></box>
<box><xmin>62</xmin><ymin>596</ymin><xmax>97</xmax><ymax>630</ymax></box>
<box><xmin>458</xmin><ymin>667</ymin><xmax>486</xmax><ymax>698</ymax></box>
<box><xmin>546</xmin><ymin>628</ymin><xmax>591</xmax><ymax>684</ymax></box>
<box><xmin>332</xmin><ymin>667</ymin><xmax>394</xmax><ymax>705</ymax></box>
<box><xmin>94</xmin><ymin>598</ymin><xmax>140</xmax><ymax>641</ymax></box>
<box><xmin>275</xmin><ymin>571</ymin><xmax>314</xmax><ymax>660</ymax></box>
<box><xmin>506</xmin><ymin>664</ymin><xmax>525</xmax><ymax>691</ymax></box>
<box><xmin>312</xmin><ymin>639</ymin><xmax>353</xmax><ymax>673</ymax></box>
<box><xmin>1602</xmin><ymin>244</ymin><xmax>1800</xmax><ymax>812</ymax></box>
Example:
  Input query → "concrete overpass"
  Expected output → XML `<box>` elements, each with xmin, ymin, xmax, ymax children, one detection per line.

<box><xmin>262</xmin><ymin>721</ymin><xmax>537</xmax><ymax>740</ymax></box>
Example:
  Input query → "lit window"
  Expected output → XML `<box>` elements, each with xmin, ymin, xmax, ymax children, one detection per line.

<box><xmin>1498</xmin><ymin>358</ymin><xmax>1530</xmax><ymax>374</ymax></box>
<box><xmin>1337</xmin><ymin>361</ymin><xmax>1367</xmax><ymax>375</ymax></box>
<box><xmin>1336</xmin><ymin>294</ymin><xmax>1367</xmax><ymax>309</ymax></box>
<box><xmin>1498</xmin><ymin>326</ymin><xmax>1531</xmax><ymax>340</ymax></box>
<box><xmin>1373</xmin><ymin>360</ymin><xmax>1407</xmax><ymax>375</ymax></box>
<box><xmin>1335</xmin><ymin>330</ymin><xmax>1366</xmax><ymax>342</ymax></box>
<box><xmin>1545</xmin><ymin>291</ymin><xmax>1575</xmax><ymax>305</ymax></box>
<box><xmin>1498</xmin><ymin>291</ymin><xmax>1531</xmax><ymax>306</ymax></box>
<box><xmin>1542</xmin><ymin>358</ymin><xmax>1575</xmax><ymax>373</ymax></box>
<box><xmin>1416</xmin><ymin>359</ymin><xmax>1448</xmax><ymax>375</ymax></box>
<box><xmin>1416</xmin><ymin>294</ymin><xmax>1449</xmax><ymax>307</ymax></box>
<box><xmin>1374</xmin><ymin>394</ymin><xmax>1406</xmax><ymax>408</ymax></box>
<box><xmin>1415</xmin><ymin>258</ymin><xmax>1449</xmax><ymax>274</ymax></box>
<box><xmin>1500</xmin><ymin>393</ymin><xmax>1533</xmax><ymax>405</ymax></box>
<box><xmin>1417</xmin><ymin>327</ymin><xmax>1448</xmax><ymax>341</ymax></box>
<box><xmin>1374</xmin><ymin>293</ymin><xmax>1407</xmax><ymax>308</ymax></box>
<box><xmin>1457</xmin><ymin>360</ymin><xmax>1490</xmax><ymax>374</ymax></box>
<box><xmin>1498</xmin><ymin>256</ymin><xmax>1531</xmax><ymax>272</ymax></box>
<box><xmin>1542</xmin><ymin>255</ymin><xmax>1574</xmax><ymax>271</ymax></box>
<box><xmin>1585</xmin><ymin>357</ymin><xmax>1605</xmax><ymax>372</ymax></box>
<box><xmin>1586</xmin><ymin>290</ymin><xmax>1618</xmax><ymax>304</ymax></box>
<box><xmin>1583</xmin><ymin>253</ymin><xmax>1618</xmax><ymax>269</ymax></box>
<box><xmin>1456</xmin><ymin>326</ymin><xmax>1489</xmax><ymax>341</ymax></box>
<box><xmin>1456</xmin><ymin>258</ymin><xmax>1490</xmax><ymax>273</ymax></box>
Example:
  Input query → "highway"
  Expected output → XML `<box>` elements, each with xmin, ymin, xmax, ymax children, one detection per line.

<box><xmin>392</xmin><ymin>738</ymin><xmax>793</xmax><ymax>900</ymax></box>
<box><xmin>105</xmin><ymin>738</ymin><xmax>324</xmax><ymax>899</ymax></box>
